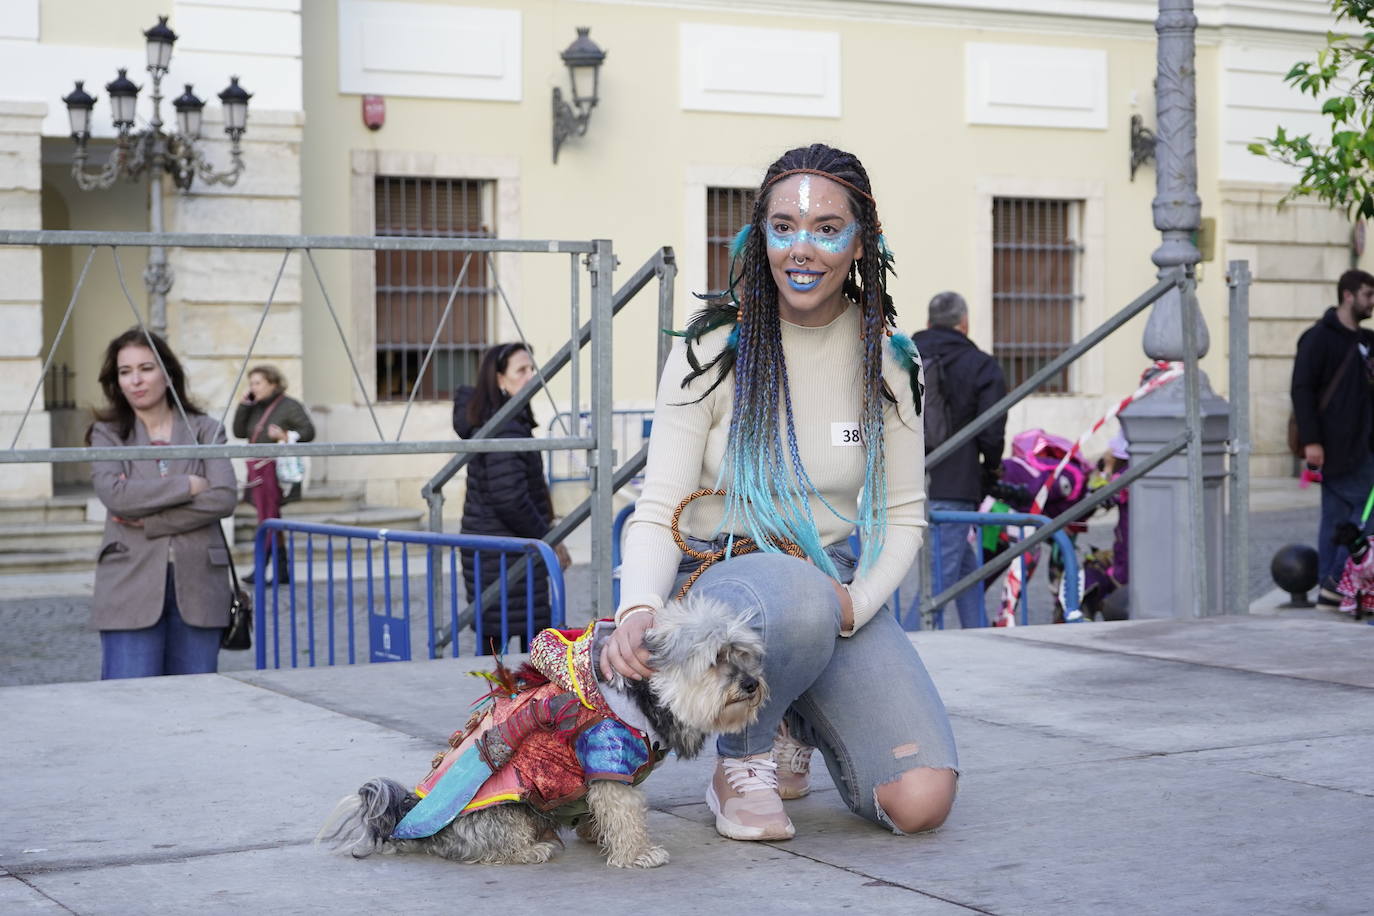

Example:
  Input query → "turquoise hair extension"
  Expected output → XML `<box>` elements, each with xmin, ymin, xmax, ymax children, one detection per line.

<box><xmin>889</xmin><ymin>332</ymin><xmax>924</xmax><ymax>414</ymax></box>
<box><xmin>726</xmin><ymin>324</ymin><xmax>739</xmax><ymax>350</ymax></box>
<box><xmin>729</xmin><ymin>224</ymin><xmax>752</xmax><ymax>259</ymax></box>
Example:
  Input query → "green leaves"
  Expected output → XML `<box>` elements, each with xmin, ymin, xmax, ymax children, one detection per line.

<box><xmin>1251</xmin><ymin>1</ymin><xmax>1374</xmax><ymax>217</ymax></box>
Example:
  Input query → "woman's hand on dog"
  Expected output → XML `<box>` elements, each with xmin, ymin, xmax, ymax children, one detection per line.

<box><xmin>601</xmin><ymin>611</ymin><xmax>657</xmax><ymax>681</ymax></box>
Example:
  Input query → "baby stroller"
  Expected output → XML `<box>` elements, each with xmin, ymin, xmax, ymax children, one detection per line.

<box><xmin>980</xmin><ymin>428</ymin><xmax>1130</xmax><ymax>623</ymax></box>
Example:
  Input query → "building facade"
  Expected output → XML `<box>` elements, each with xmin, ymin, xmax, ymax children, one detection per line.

<box><xmin>0</xmin><ymin>0</ymin><xmax>1356</xmax><ymax>508</ymax></box>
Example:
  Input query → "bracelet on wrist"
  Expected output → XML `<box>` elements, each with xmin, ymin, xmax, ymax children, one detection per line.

<box><xmin>614</xmin><ymin>605</ymin><xmax>656</xmax><ymax>627</ymax></box>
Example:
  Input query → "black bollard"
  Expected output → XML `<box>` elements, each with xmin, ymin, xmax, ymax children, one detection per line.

<box><xmin>1270</xmin><ymin>544</ymin><xmax>1318</xmax><ymax>608</ymax></box>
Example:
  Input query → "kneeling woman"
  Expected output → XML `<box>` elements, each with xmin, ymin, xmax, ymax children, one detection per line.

<box><xmin>602</xmin><ymin>144</ymin><xmax>957</xmax><ymax>840</ymax></box>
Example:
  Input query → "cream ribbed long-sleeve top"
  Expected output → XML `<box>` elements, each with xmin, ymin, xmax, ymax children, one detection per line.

<box><xmin>617</xmin><ymin>304</ymin><xmax>926</xmax><ymax>634</ymax></box>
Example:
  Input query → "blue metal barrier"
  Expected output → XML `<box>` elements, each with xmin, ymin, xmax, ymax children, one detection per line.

<box><xmin>924</xmin><ymin>510</ymin><xmax>1082</xmax><ymax>630</ymax></box>
<box><xmin>252</xmin><ymin>520</ymin><xmax>565</xmax><ymax>669</ymax></box>
<box><xmin>610</xmin><ymin>503</ymin><xmax>636</xmax><ymax>606</ymax></box>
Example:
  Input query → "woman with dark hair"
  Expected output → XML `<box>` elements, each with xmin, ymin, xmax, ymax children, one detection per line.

<box><xmin>601</xmin><ymin>145</ymin><xmax>956</xmax><ymax>842</ymax></box>
<box><xmin>87</xmin><ymin>328</ymin><xmax>238</xmax><ymax>678</ymax></box>
<box><xmin>233</xmin><ymin>364</ymin><xmax>315</xmax><ymax>583</ymax></box>
<box><xmin>452</xmin><ymin>342</ymin><xmax>570</xmax><ymax>653</ymax></box>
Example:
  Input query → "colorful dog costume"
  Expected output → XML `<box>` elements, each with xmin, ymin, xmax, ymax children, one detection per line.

<box><xmin>392</xmin><ymin>623</ymin><xmax>664</xmax><ymax>839</ymax></box>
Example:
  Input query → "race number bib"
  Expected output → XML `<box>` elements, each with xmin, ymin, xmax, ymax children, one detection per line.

<box><xmin>831</xmin><ymin>422</ymin><xmax>862</xmax><ymax>447</ymax></box>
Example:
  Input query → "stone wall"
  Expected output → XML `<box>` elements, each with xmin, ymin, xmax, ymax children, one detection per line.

<box><xmin>164</xmin><ymin>110</ymin><xmax>304</xmax><ymax>427</ymax></box>
<box><xmin>0</xmin><ymin>101</ymin><xmax>51</xmax><ymax>500</ymax></box>
<box><xmin>1221</xmin><ymin>183</ymin><xmax>1365</xmax><ymax>478</ymax></box>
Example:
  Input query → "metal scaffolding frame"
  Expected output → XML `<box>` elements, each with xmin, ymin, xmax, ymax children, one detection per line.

<box><xmin>0</xmin><ymin>228</ymin><xmax>677</xmax><ymax>623</ymax></box>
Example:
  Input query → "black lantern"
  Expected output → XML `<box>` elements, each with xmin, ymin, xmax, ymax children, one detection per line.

<box><xmin>105</xmin><ymin>69</ymin><xmax>141</xmax><ymax>131</ymax></box>
<box><xmin>218</xmin><ymin>76</ymin><xmax>251</xmax><ymax>135</ymax></box>
<box><xmin>143</xmin><ymin>15</ymin><xmax>177</xmax><ymax>73</ymax></box>
<box><xmin>173</xmin><ymin>84</ymin><xmax>204</xmax><ymax>138</ymax></box>
<box><xmin>62</xmin><ymin>81</ymin><xmax>97</xmax><ymax>139</ymax></box>
<box><xmin>560</xmin><ymin>27</ymin><xmax>606</xmax><ymax>110</ymax></box>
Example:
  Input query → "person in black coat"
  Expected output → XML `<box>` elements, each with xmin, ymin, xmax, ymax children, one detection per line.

<box><xmin>1291</xmin><ymin>269</ymin><xmax>1374</xmax><ymax>606</ymax></box>
<box><xmin>453</xmin><ymin>342</ymin><xmax>570</xmax><ymax>652</ymax></box>
<box><xmin>913</xmin><ymin>291</ymin><xmax>1008</xmax><ymax>628</ymax></box>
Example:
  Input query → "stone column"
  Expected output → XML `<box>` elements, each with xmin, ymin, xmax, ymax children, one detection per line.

<box><xmin>1120</xmin><ymin>0</ymin><xmax>1230</xmax><ymax>617</ymax></box>
<box><xmin>163</xmin><ymin>110</ymin><xmax>304</xmax><ymax>425</ymax></box>
<box><xmin>0</xmin><ymin>101</ymin><xmax>52</xmax><ymax>501</ymax></box>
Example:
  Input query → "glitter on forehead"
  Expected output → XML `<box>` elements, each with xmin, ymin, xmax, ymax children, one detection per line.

<box><xmin>798</xmin><ymin>176</ymin><xmax>811</xmax><ymax>216</ymax></box>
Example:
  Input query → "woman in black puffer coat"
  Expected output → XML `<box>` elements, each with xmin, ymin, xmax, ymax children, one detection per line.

<box><xmin>453</xmin><ymin>342</ymin><xmax>568</xmax><ymax>653</ymax></box>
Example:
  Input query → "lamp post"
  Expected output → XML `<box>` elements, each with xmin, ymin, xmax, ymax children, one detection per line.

<box><xmin>60</xmin><ymin>15</ymin><xmax>251</xmax><ymax>336</ymax></box>
<box><xmin>1119</xmin><ymin>0</ymin><xmax>1228</xmax><ymax>619</ymax></box>
<box><xmin>551</xmin><ymin>27</ymin><xmax>607</xmax><ymax>163</ymax></box>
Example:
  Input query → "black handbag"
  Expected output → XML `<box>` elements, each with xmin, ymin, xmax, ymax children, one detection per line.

<box><xmin>220</xmin><ymin>526</ymin><xmax>252</xmax><ymax>651</ymax></box>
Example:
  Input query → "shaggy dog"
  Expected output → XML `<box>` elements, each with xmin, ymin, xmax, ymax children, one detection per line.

<box><xmin>319</xmin><ymin>594</ymin><xmax>765</xmax><ymax>868</ymax></box>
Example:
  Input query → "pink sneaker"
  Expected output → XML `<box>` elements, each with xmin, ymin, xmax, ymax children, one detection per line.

<box><xmin>773</xmin><ymin>723</ymin><xmax>813</xmax><ymax>800</ymax></box>
<box><xmin>706</xmin><ymin>754</ymin><xmax>795</xmax><ymax>841</ymax></box>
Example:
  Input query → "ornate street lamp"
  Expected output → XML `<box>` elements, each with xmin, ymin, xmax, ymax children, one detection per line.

<box><xmin>60</xmin><ymin>13</ymin><xmax>251</xmax><ymax>335</ymax></box>
<box><xmin>551</xmin><ymin>27</ymin><xmax>607</xmax><ymax>163</ymax></box>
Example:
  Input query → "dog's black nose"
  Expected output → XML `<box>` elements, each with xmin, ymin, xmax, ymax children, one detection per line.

<box><xmin>739</xmin><ymin>676</ymin><xmax>758</xmax><ymax>694</ymax></box>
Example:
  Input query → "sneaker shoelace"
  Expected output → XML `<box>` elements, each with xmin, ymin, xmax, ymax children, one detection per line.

<box><xmin>721</xmin><ymin>756</ymin><xmax>781</xmax><ymax>793</ymax></box>
<box><xmin>774</xmin><ymin>736</ymin><xmax>812</xmax><ymax>775</ymax></box>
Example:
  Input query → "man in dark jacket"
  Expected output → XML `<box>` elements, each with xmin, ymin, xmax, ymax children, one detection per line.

<box><xmin>914</xmin><ymin>291</ymin><xmax>1008</xmax><ymax>628</ymax></box>
<box><xmin>1292</xmin><ymin>268</ymin><xmax>1374</xmax><ymax>607</ymax></box>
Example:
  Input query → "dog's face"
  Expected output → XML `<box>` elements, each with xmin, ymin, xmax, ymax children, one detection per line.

<box><xmin>642</xmin><ymin>594</ymin><xmax>767</xmax><ymax>746</ymax></box>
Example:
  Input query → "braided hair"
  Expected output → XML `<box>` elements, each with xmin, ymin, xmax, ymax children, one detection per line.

<box><xmin>676</xmin><ymin>144</ymin><xmax>899</xmax><ymax>576</ymax></box>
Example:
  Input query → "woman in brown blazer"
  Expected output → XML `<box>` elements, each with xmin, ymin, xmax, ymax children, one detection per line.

<box><xmin>88</xmin><ymin>329</ymin><xmax>238</xmax><ymax>679</ymax></box>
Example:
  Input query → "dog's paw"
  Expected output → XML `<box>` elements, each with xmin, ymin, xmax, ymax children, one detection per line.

<box><xmin>608</xmin><ymin>845</ymin><xmax>669</xmax><ymax>868</ymax></box>
<box><xmin>574</xmin><ymin>819</ymin><xmax>599</xmax><ymax>845</ymax></box>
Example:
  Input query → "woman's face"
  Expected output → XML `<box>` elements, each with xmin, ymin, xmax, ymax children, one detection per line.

<box><xmin>763</xmin><ymin>173</ymin><xmax>864</xmax><ymax>327</ymax></box>
<box><xmin>497</xmin><ymin>348</ymin><xmax>535</xmax><ymax>396</ymax></box>
<box><xmin>116</xmin><ymin>345</ymin><xmax>168</xmax><ymax>412</ymax></box>
<box><xmin>248</xmin><ymin>371</ymin><xmax>276</xmax><ymax>402</ymax></box>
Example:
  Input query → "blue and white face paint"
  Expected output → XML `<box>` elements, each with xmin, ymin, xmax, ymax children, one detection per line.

<box><xmin>764</xmin><ymin>221</ymin><xmax>860</xmax><ymax>256</ymax></box>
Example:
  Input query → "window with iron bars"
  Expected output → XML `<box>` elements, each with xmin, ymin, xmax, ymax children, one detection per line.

<box><xmin>374</xmin><ymin>176</ymin><xmax>496</xmax><ymax>402</ymax></box>
<box><xmin>991</xmin><ymin>198</ymin><xmax>1084</xmax><ymax>394</ymax></box>
<box><xmin>706</xmin><ymin>187</ymin><xmax>758</xmax><ymax>296</ymax></box>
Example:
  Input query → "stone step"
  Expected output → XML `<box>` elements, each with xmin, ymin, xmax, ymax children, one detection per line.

<box><xmin>0</xmin><ymin>521</ymin><xmax>104</xmax><ymax>553</ymax></box>
<box><xmin>0</xmin><ymin>495</ymin><xmax>90</xmax><ymax>525</ymax></box>
<box><xmin>232</xmin><ymin>484</ymin><xmax>366</xmax><ymax>518</ymax></box>
<box><xmin>232</xmin><ymin>506</ymin><xmax>426</xmax><ymax>543</ymax></box>
<box><xmin>0</xmin><ymin>509</ymin><xmax>427</xmax><ymax>576</ymax></box>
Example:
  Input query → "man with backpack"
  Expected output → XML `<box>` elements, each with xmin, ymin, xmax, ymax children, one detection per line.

<box><xmin>914</xmin><ymin>291</ymin><xmax>1009</xmax><ymax>628</ymax></box>
<box><xmin>1291</xmin><ymin>268</ymin><xmax>1374</xmax><ymax>609</ymax></box>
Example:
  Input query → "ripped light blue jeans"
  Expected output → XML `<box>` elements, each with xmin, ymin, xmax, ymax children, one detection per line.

<box><xmin>675</xmin><ymin>538</ymin><xmax>959</xmax><ymax>830</ymax></box>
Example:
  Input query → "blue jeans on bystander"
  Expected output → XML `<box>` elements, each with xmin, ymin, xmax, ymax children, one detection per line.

<box><xmin>930</xmin><ymin>498</ymin><xmax>985</xmax><ymax>629</ymax></box>
<box><xmin>100</xmin><ymin>565</ymin><xmax>222</xmax><ymax>679</ymax></box>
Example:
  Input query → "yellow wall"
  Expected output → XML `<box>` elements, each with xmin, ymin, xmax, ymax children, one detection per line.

<box><xmin>300</xmin><ymin>0</ymin><xmax>1225</xmax><ymax>443</ymax></box>
<box><xmin>41</xmin><ymin>146</ymin><xmax>151</xmax><ymax>418</ymax></box>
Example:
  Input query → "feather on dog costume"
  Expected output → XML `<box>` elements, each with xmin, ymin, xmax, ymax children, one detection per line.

<box><xmin>393</xmin><ymin>624</ymin><xmax>664</xmax><ymax>839</ymax></box>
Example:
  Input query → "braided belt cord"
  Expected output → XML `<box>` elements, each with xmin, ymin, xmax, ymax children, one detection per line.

<box><xmin>670</xmin><ymin>488</ymin><xmax>807</xmax><ymax>599</ymax></box>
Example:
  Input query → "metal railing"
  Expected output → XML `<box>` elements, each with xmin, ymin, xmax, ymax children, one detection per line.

<box><xmin>424</xmin><ymin>246</ymin><xmax>676</xmax><ymax>644</ymax></box>
<box><xmin>0</xmin><ymin>228</ymin><xmax>674</xmax><ymax>630</ymax></box>
<box><xmin>546</xmin><ymin>408</ymin><xmax>654</xmax><ymax>484</ymax></box>
<box><xmin>608</xmin><ymin>504</ymin><xmax>1081</xmax><ymax>630</ymax></box>
<box><xmin>252</xmin><ymin>519</ymin><xmax>564</xmax><ymax>669</ymax></box>
<box><xmin>924</xmin><ymin>510</ymin><xmax>1082</xmax><ymax>629</ymax></box>
<box><xmin>916</xmin><ymin>265</ymin><xmax>1250</xmax><ymax>622</ymax></box>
